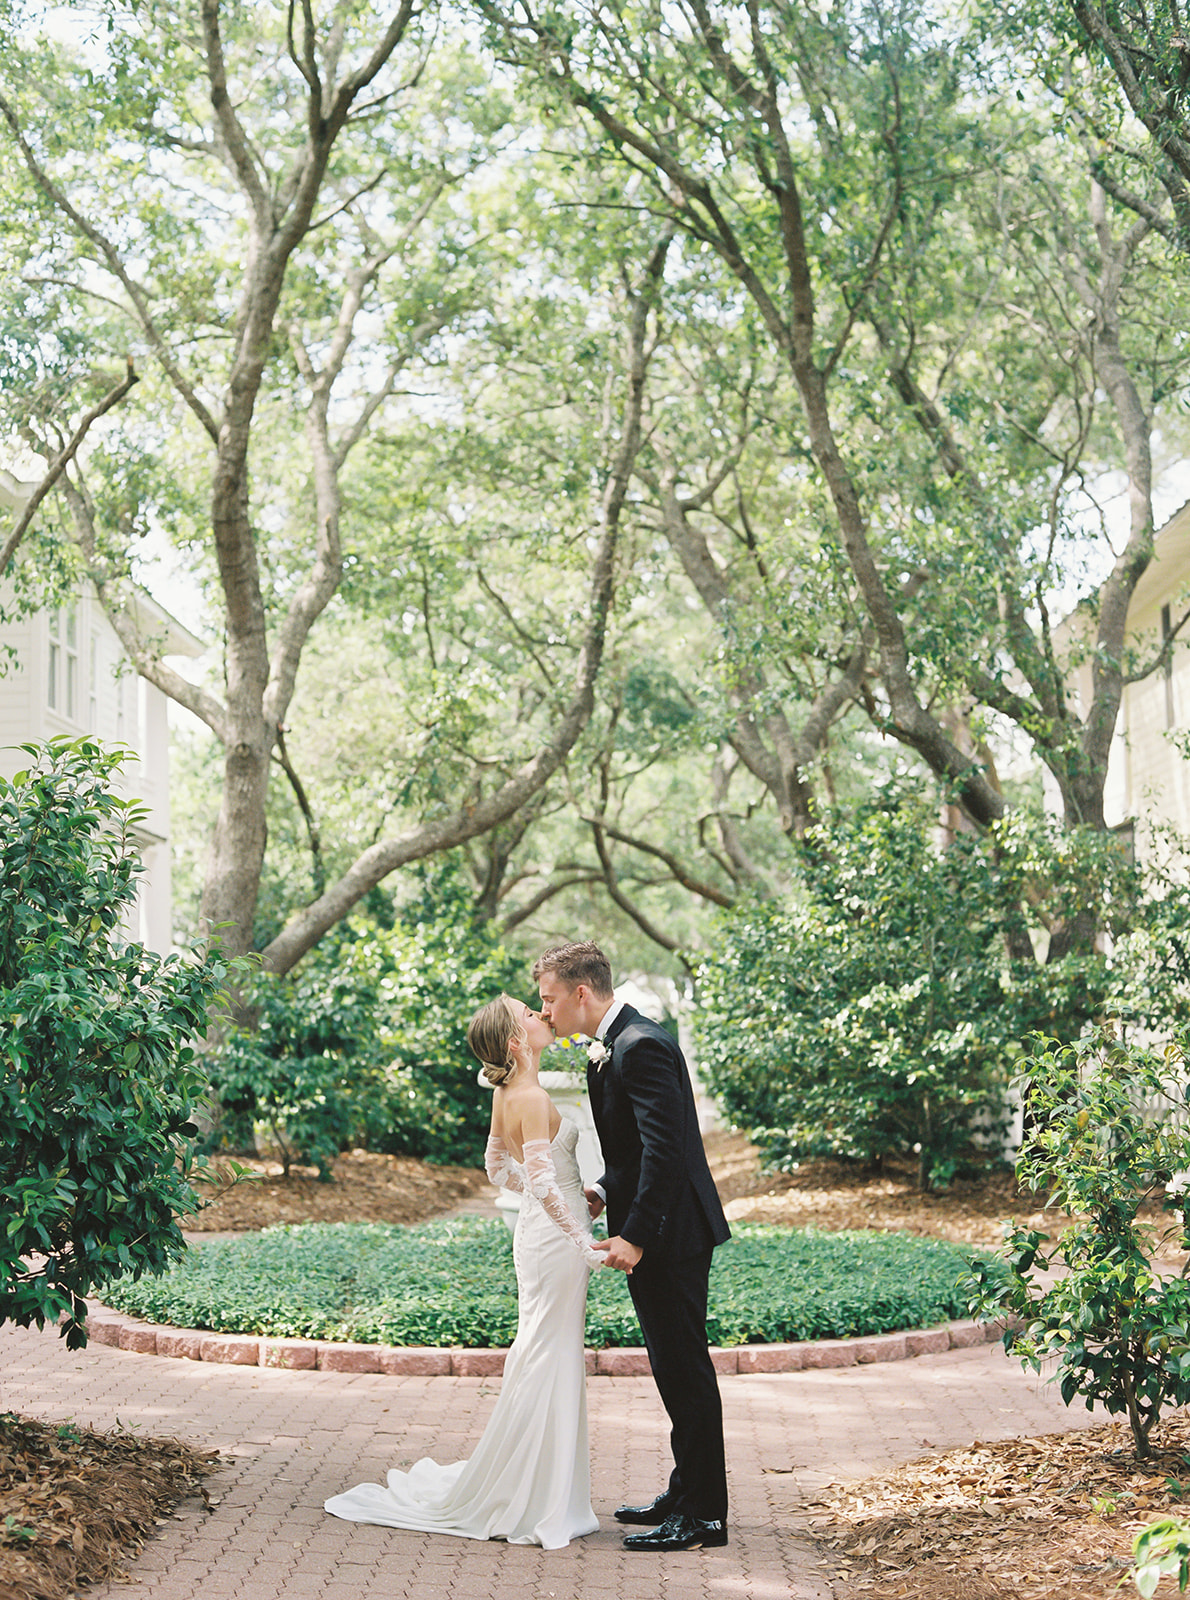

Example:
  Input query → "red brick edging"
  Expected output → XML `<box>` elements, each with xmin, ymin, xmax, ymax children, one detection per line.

<box><xmin>83</xmin><ymin>1306</ymin><xmax>1009</xmax><ymax>1375</ymax></box>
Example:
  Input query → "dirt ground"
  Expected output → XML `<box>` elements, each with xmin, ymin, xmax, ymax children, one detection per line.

<box><xmin>185</xmin><ymin>1128</ymin><xmax>1073</xmax><ymax>1248</ymax></box>
<box><xmin>185</xmin><ymin>1145</ymin><xmax>492</xmax><ymax>1231</ymax></box>
<box><xmin>5</xmin><ymin>1133</ymin><xmax>1185</xmax><ymax>1600</ymax></box>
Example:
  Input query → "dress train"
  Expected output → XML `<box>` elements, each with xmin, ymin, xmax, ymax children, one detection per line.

<box><xmin>324</xmin><ymin>1119</ymin><xmax>599</xmax><ymax>1550</ymax></box>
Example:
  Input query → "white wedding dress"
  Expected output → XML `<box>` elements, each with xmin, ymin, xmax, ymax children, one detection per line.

<box><xmin>324</xmin><ymin>1117</ymin><xmax>601</xmax><ymax>1550</ymax></box>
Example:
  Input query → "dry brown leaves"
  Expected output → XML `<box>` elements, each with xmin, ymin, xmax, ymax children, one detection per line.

<box><xmin>719</xmin><ymin>1138</ymin><xmax>1181</xmax><ymax>1259</ymax></box>
<box><xmin>0</xmin><ymin>1413</ymin><xmax>222</xmax><ymax>1600</ymax></box>
<box><xmin>185</xmin><ymin>1145</ymin><xmax>491</xmax><ymax>1232</ymax></box>
<box><xmin>722</xmin><ymin>1145</ymin><xmax>1054</xmax><ymax>1249</ymax></box>
<box><xmin>806</xmin><ymin>1413</ymin><xmax>1190</xmax><ymax>1600</ymax></box>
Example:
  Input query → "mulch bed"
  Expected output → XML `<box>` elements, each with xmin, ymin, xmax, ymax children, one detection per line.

<box><xmin>0</xmin><ymin>1413</ymin><xmax>221</xmax><ymax>1600</ymax></box>
<box><xmin>719</xmin><ymin>1141</ymin><xmax>1179</xmax><ymax>1253</ymax></box>
<box><xmin>721</xmin><ymin>1153</ymin><xmax>1034</xmax><ymax>1248</ymax></box>
<box><xmin>185</xmin><ymin>1146</ymin><xmax>491</xmax><ymax>1231</ymax></box>
<box><xmin>806</xmin><ymin>1413</ymin><xmax>1190</xmax><ymax>1600</ymax></box>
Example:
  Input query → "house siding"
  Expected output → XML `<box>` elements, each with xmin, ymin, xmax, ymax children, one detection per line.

<box><xmin>1102</xmin><ymin>502</ymin><xmax>1190</xmax><ymax>841</ymax></box>
<box><xmin>0</xmin><ymin>581</ymin><xmax>201</xmax><ymax>952</ymax></box>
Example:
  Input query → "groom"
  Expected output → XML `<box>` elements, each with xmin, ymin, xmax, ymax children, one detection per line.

<box><xmin>533</xmin><ymin>941</ymin><xmax>731</xmax><ymax>1552</ymax></box>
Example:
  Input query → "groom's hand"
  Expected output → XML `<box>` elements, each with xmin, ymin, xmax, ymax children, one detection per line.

<box><xmin>594</xmin><ymin>1236</ymin><xmax>643</xmax><ymax>1274</ymax></box>
<box><xmin>584</xmin><ymin>1186</ymin><xmax>606</xmax><ymax>1220</ymax></box>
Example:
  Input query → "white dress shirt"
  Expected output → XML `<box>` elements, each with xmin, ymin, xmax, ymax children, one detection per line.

<box><xmin>593</xmin><ymin>996</ymin><xmax>626</xmax><ymax>1042</ymax></box>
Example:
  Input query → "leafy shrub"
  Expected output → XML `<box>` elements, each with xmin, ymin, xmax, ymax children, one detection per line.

<box><xmin>694</xmin><ymin>801</ymin><xmax>1189</xmax><ymax>1192</ymax></box>
<box><xmin>211</xmin><ymin>953</ymin><xmax>386</xmax><ymax>1179</ymax></box>
<box><xmin>967</xmin><ymin>1028</ymin><xmax>1190</xmax><ymax>1459</ymax></box>
<box><xmin>208</xmin><ymin>862</ymin><xmax>528</xmax><ymax>1170</ymax></box>
<box><xmin>694</xmin><ymin>802</ymin><xmax>1022</xmax><ymax>1190</ymax></box>
<box><xmin>101</xmin><ymin>1217</ymin><xmax>984</xmax><ymax>1347</ymax></box>
<box><xmin>0</xmin><ymin>738</ymin><xmax>234</xmax><ymax>1347</ymax></box>
<box><xmin>367</xmin><ymin>867</ymin><xmax>529</xmax><ymax>1165</ymax></box>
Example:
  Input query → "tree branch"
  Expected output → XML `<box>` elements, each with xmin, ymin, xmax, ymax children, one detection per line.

<box><xmin>0</xmin><ymin>90</ymin><xmax>219</xmax><ymax>442</ymax></box>
<box><xmin>590</xmin><ymin>819</ymin><xmax>695</xmax><ymax>970</ymax></box>
<box><xmin>257</xmin><ymin>227</ymin><xmax>673</xmax><ymax>974</ymax></box>
<box><xmin>1072</xmin><ymin>0</ymin><xmax>1190</xmax><ymax>183</ymax></box>
<box><xmin>580</xmin><ymin>818</ymin><xmax>734</xmax><ymax>907</ymax></box>
<box><xmin>0</xmin><ymin>363</ymin><xmax>139</xmax><ymax>577</ymax></box>
<box><xmin>273</xmin><ymin>722</ymin><xmax>325</xmax><ymax>898</ymax></box>
<box><xmin>59</xmin><ymin>476</ymin><xmax>229</xmax><ymax>740</ymax></box>
<box><xmin>500</xmin><ymin>874</ymin><xmax>601</xmax><ymax>934</ymax></box>
<box><xmin>1123</xmin><ymin>601</ymin><xmax>1190</xmax><ymax>684</ymax></box>
<box><xmin>202</xmin><ymin>0</ymin><xmax>274</xmax><ymax>229</ymax></box>
<box><xmin>286</xmin><ymin>0</ymin><xmax>321</xmax><ymax>97</ymax></box>
<box><xmin>1087</xmin><ymin>153</ymin><xmax>1180</xmax><ymax>241</ymax></box>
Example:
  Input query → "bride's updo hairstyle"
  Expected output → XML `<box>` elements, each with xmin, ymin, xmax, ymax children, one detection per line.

<box><xmin>467</xmin><ymin>995</ymin><xmax>526</xmax><ymax>1087</ymax></box>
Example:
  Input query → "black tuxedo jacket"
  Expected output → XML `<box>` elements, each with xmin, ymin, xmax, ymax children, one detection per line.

<box><xmin>588</xmin><ymin>1004</ymin><xmax>731</xmax><ymax>1260</ymax></box>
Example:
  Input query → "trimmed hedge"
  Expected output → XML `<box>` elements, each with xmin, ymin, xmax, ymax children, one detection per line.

<box><xmin>100</xmin><ymin>1219</ymin><xmax>988</xmax><ymax>1348</ymax></box>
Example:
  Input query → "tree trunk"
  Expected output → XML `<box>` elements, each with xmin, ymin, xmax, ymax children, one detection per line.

<box><xmin>199</xmin><ymin>731</ymin><xmax>272</xmax><ymax>957</ymax></box>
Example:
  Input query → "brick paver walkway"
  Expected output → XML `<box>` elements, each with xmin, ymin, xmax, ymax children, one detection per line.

<box><xmin>2</xmin><ymin>1322</ymin><xmax>1097</xmax><ymax>1600</ymax></box>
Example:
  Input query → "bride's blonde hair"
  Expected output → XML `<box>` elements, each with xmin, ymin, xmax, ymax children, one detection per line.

<box><xmin>466</xmin><ymin>995</ymin><xmax>527</xmax><ymax>1087</ymax></box>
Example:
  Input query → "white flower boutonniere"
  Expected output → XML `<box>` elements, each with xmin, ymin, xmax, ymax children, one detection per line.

<box><xmin>586</xmin><ymin>1039</ymin><xmax>610</xmax><ymax>1070</ymax></box>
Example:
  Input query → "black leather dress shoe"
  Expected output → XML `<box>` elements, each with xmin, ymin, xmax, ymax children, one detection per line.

<box><xmin>614</xmin><ymin>1490</ymin><xmax>678</xmax><ymax>1526</ymax></box>
<box><xmin>623</xmin><ymin>1514</ymin><xmax>728</xmax><ymax>1551</ymax></box>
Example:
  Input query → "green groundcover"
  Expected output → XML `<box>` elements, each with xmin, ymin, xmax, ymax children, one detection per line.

<box><xmin>100</xmin><ymin>1218</ymin><xmax>989</xmax><ymax>1349</ymax></box>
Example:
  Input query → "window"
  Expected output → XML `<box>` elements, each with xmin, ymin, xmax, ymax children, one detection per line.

<box><xmin>47</xmin><ymin>610</ymin><xmax>60</xmax><ymax>710</ymax></box>
<box><xmin>47</xmin><ymin>604</ymin><xmax>80</xmax><ymax>720</ymax></box>
<box><xmin>1163</xmin><ymin>603</ymin><xmax>1175</xmax><ymax>730</ymax></box>
<box><xmin>65</xmin><ymin>605</ymin><xmax>78</xmax><ymax>719</ymax></box>
<box><xmin>89</xmin><ymin>636</ymin><xmax>98</xmax><ymax>729</ymax></box>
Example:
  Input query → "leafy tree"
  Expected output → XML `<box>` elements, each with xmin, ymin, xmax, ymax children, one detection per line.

<box><xmin>968</xmin><ymin>1028</ymin><xmax>1190</xmax><ymax>1459</ymax></box>
<box><xmin>986</xmin><ymin>0</ymin><xmax>1190</xmax><ymax>249</ymax></box>
<box><xmin>479</xmin><ymin>0</ymin><xmax>1190</xmax><ymax>922</ymax></box>
<box><xmin>10</xmin><ymin>0</ymin><xmax>1184</xmax><ymax>990</ymax></box>
<box><xmin>0</xmin><ymin>2</ymin><xmax>635</xmax><ymax>975</ymax></box>
<box><xmin>0</xmin><ymin>738</ymin><xmax>234</xmax><ymax>1347</ymax></box>
<box><xmin>151</xmin><ymin>154</ymin><xmax>744</xmax><ymax>967</ymax></box>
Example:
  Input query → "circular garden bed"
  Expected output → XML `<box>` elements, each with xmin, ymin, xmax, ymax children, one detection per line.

<box><xmin>101</xmin><ymin>1217</ymin><xmax>991</xmax><ymax>1348</ymax></box>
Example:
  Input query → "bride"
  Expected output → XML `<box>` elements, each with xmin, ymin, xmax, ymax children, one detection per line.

<box><xmin>324</xmin><ymin>995</ymin><xmax>604</xmax><ymax>1550</ymax></box>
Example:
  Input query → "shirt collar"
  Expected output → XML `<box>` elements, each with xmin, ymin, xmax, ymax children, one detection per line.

<box><xmin>593</xmin><ymin>997</ymin><xmax>626</xmax><ymax>1042</ymax></box>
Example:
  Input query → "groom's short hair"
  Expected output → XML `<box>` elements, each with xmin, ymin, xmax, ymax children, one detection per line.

<box><xmin>532</xmin><ymin>941</ymin><xmax>613</xmax><ymax>998</ymax></box>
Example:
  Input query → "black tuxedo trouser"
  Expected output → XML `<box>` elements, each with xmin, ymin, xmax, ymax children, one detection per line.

<box><xmin>627</xmin><ymin>1247</ymin><xmax>728</xmax><ymax>1523</ymax></box>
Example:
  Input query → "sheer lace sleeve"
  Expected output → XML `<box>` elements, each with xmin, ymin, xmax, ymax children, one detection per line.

<box><xmin>485</xmin><ymin>1134</ymin><xmax>524</xmax><ymax>1194</ymax></box>
<box><xmin>522</xmin><ymin>1138</ymin><xmax>603</xmax><ymax>1268</ymax></box>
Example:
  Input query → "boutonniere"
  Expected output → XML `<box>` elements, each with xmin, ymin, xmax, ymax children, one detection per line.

<box><xmin>586</xmin><ymin>1039</ymin><xmax>610</xmax><ymax>1070</ymax></box>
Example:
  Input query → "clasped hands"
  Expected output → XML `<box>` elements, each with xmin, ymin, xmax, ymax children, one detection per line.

<box><xmin>584</xmin><ymin>1186</ymin><xmax>642</xmax><ymax>1275</ymax></box>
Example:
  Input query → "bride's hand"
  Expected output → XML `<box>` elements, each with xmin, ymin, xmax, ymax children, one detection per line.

<box><xmin>592</xmin><ymin>1235</ymin><xmax>642</xmax><ymax>1274</ymax></box>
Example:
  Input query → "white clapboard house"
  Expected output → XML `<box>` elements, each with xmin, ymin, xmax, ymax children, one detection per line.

<box><xmin>1102</xmin><ymin>499</ymin><xmax>1190</xmax><ymax>841</ymax></box>
<box><xmin>0</xmin><ymin>470</ymin><xmax>203</xmax><ymax>952</ymax></box>
<box><xmin>1055</xmin><ymin>497</ymin><xmax>1190</xmax><ymax>848</ymax></box>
